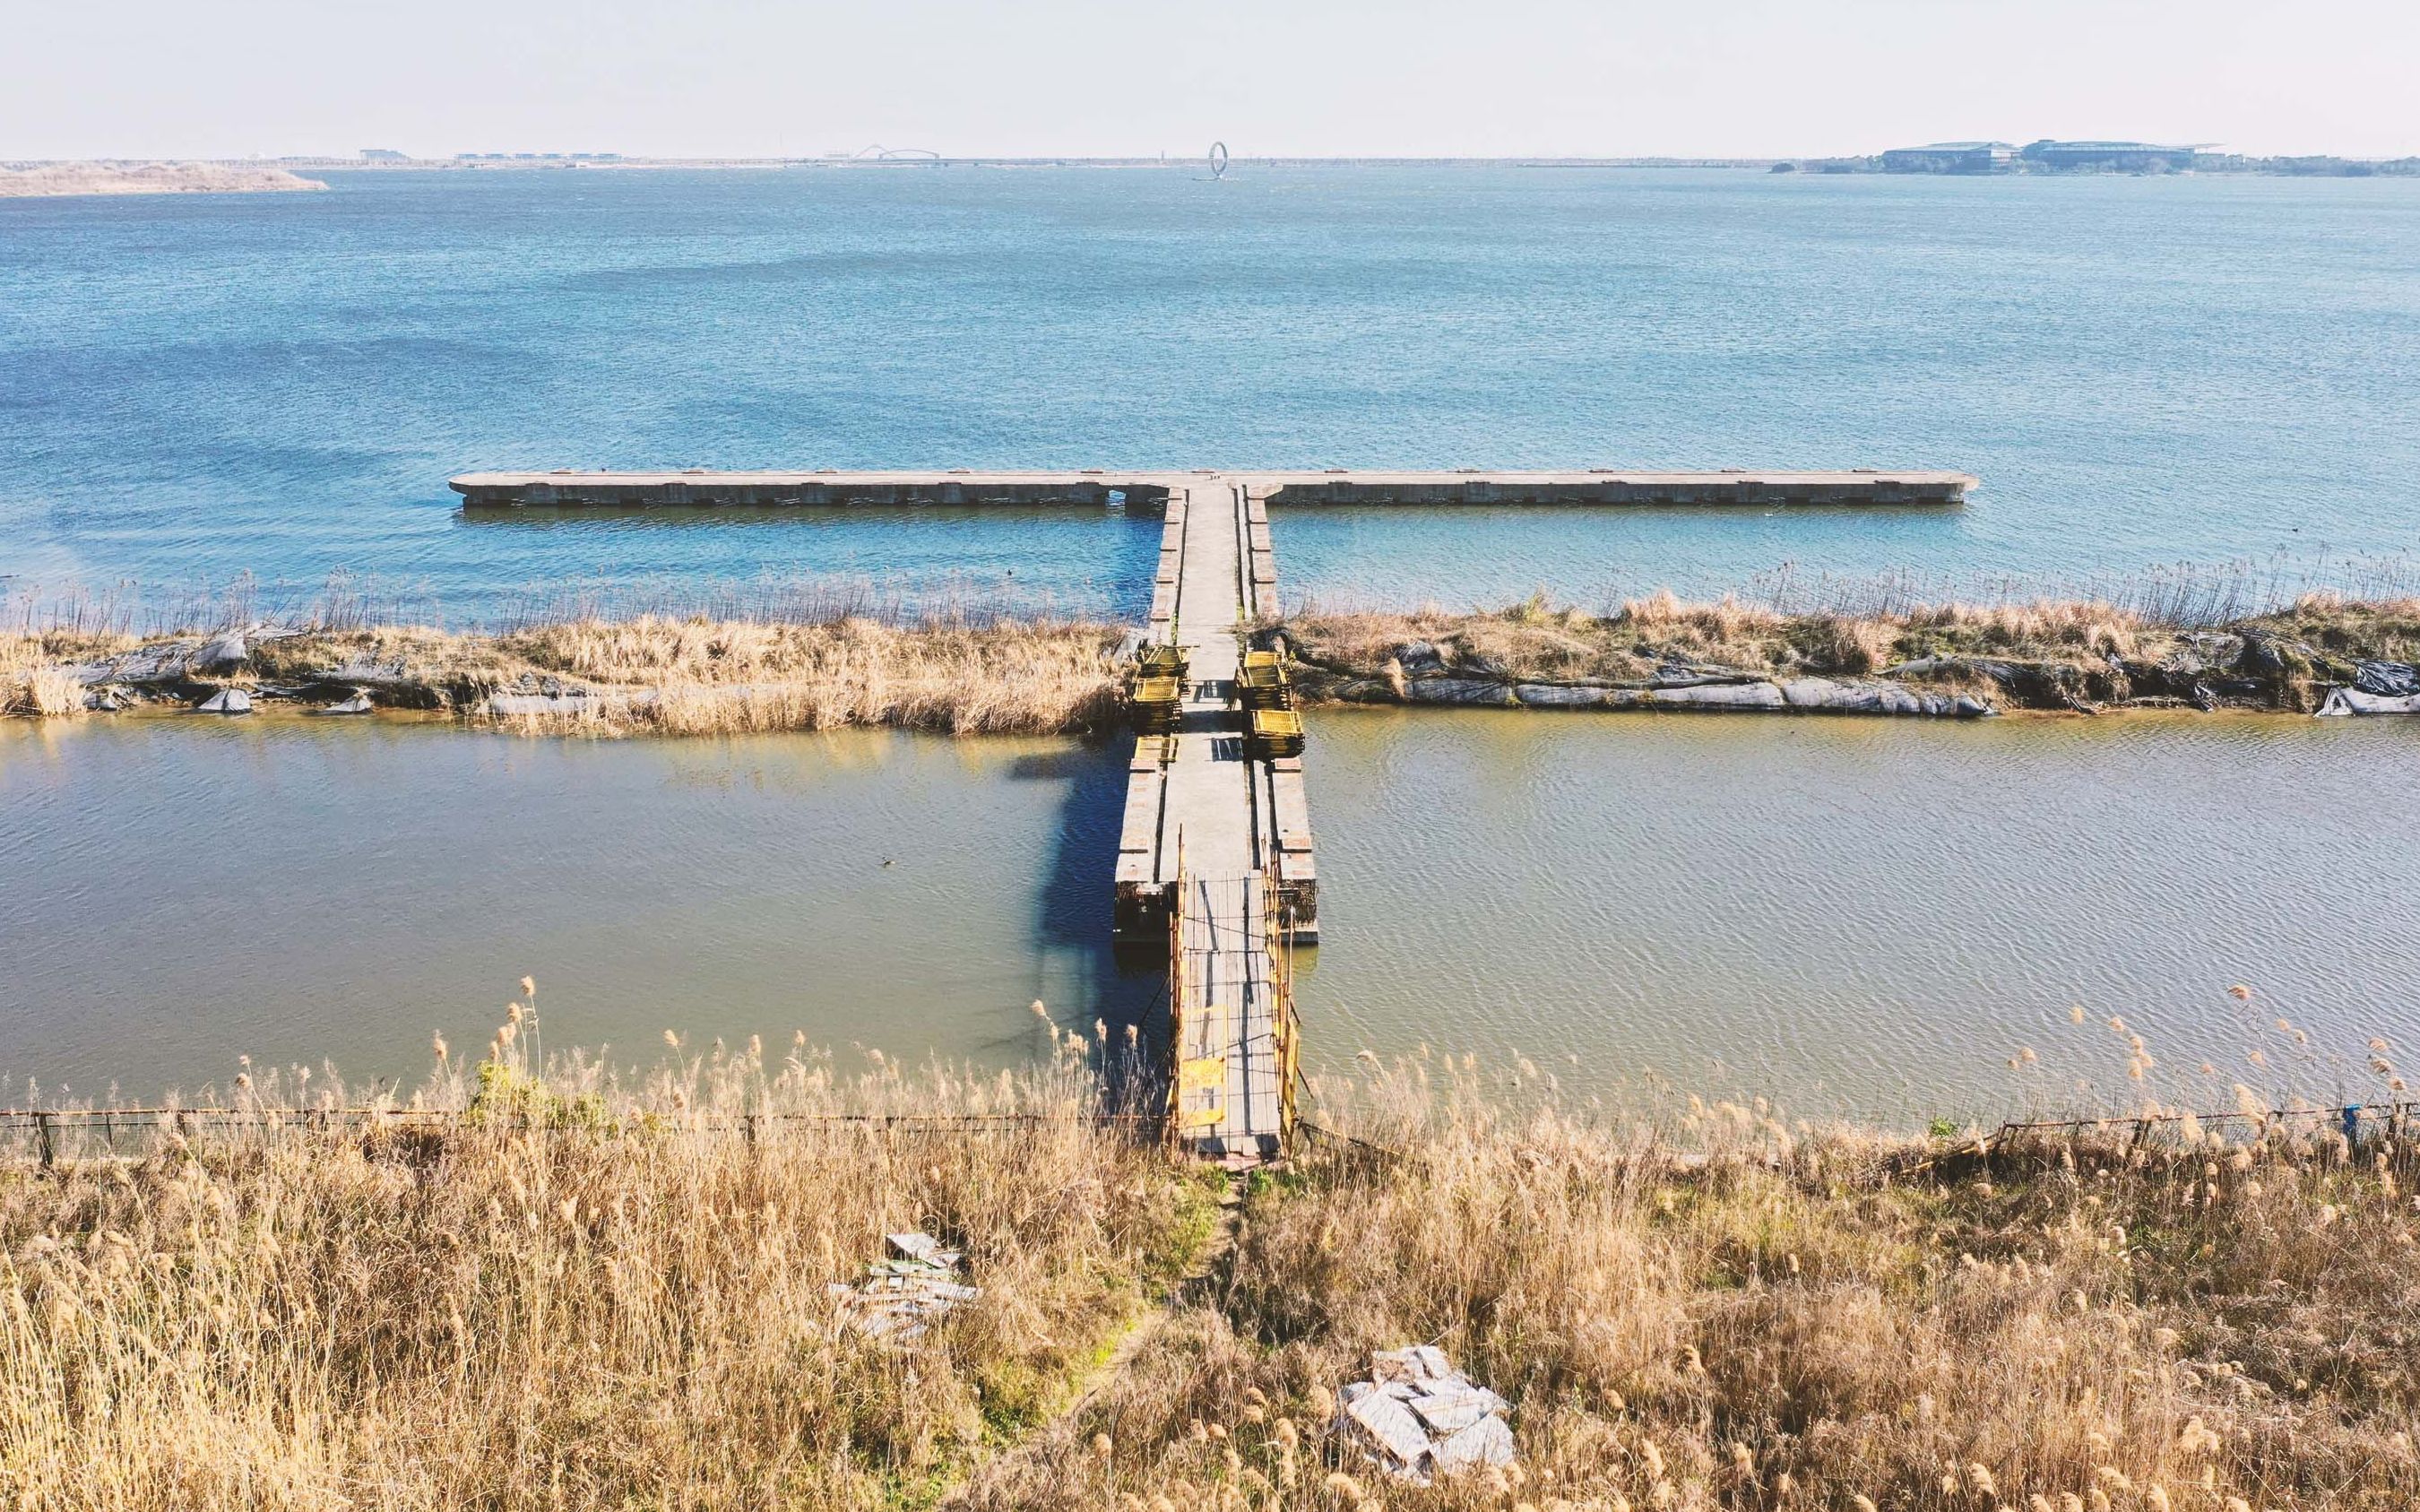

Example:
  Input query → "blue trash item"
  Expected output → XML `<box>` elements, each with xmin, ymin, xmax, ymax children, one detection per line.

<box><xmin>2343</xmin><ymin>1105</ymin><xmax>2362</xmax><ymax>1144</ymax></box>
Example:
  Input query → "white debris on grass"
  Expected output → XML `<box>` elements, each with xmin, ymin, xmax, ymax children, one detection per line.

<box><xmin>827</xmin><ymin>1231</ymin><xmax>978</xmax><ymax>1344</ymax></box>
<box><xmin>1334</xmin><ymin>1345</ymin><xmax>1514</xmax><ymax>1483</ymax></box>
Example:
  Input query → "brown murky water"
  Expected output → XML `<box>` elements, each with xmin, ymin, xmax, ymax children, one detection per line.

<box><xmin>4</xmin><ymin>711</ymin><xmax>2415</xmax><ymax>1122</ymax></box>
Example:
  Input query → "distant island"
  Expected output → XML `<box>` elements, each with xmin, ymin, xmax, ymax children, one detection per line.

<box><xmin>1772</xmin><ymin>138</ymin><xmax>2420</xmax><ymax>177</ymax></box>
<box><xmin>0</xmin><ymin>161</ymin><xmax>329</xmax><ymax>198</ymax></box>
<box><xmin>12</xmin><ymin>149</ymin><xmax>2416</xmax><ymax>187</ymax></box>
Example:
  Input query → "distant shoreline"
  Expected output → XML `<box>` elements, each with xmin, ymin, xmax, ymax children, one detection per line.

<box><xmin>0</xmin><ymin>161</ymin><xmax>328</xmax><ymax>199</ymax></box>
<box><xmin>9</xmin><ymin>153</ymin><xmax>2416</xmax><ymax>180</ymax></box>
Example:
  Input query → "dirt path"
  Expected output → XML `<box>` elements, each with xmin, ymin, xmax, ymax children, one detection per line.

<box><xmin>938</xmin><ymin>1174</ymin><xmax>1245</xmax><ymax>1509</ymax></box>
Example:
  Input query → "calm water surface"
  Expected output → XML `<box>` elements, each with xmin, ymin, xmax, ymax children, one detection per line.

<box><xmin>5</xmin><ymin>713</ymin><xmax>2412</xmax><ymax>1120</ymax></box>
<box><xmin>5</xmin><ymin>168</ymin><xmax>2418</xmax><ymax>620</ymax></box>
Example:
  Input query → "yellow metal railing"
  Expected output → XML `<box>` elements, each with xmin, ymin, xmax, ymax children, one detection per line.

<box><xmin>1265</xmin><ymin>867</ymin><xmax>1303</xmax><ymax>1148</ymax></box>
<box><xmin>1164</xmin><ymin>844</ymin><xmax>1187</xmax><ymax>1144</ymax></box>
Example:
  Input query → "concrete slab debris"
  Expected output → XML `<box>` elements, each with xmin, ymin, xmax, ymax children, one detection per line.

<box><xmin>829</xmin><ymin>1231</ymin><xmax>975</xmax><ymax>1345</ymax></box>
<box><xmin>1334</xmin><ymin>1345</ymin><xmax>1513</xmax><ymax>1485</ymax></box>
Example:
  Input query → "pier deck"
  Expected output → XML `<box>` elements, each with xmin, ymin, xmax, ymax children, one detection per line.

<box><xmin>452</xmin><ymin>467</ymin><xmax>1978</xmax><ymax>510</ymax></box>
<box><xmin>1120</xmin><ymin>479</ymin><xmax>1305</xmax><ymax>1162</ymax></box>
<box><xmin>448</xmin><ymin>462</ymin><xmax>1979</xmax><ymax>1162</ymax></box>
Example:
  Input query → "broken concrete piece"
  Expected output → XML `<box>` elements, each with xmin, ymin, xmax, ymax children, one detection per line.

<box><xmin>1334</xmin><ymin>1345</ymin><xmax>1515</xmax><ymax>1486</ymax></box>
<box><xmin>887</xmin><ymin>1231</ymin><xmax>962</xmax><ymax>1268</ymax></box>
<box><xmin>193</xmin><ymin>633</ymin><xmax>246</xmax><ymax>673</ymax></box>
<box><xmin>319</xmin><ymin>691</ymin><xmax>374</xmax><ymax>714</ymax></box>
<box><xmin>2317</xmin><ymin>687</ymin><xmax>2420</xmax><ymax>716</ymax></box>
<box><xmin>1411</xmin><ymin>1393</ymin><xmax>1500</xmax><ymax>1434</ymax></box>
<box><xmin>1345</xmin><ymin>1387</ymin><xmax>1435</xmax><ymax>1472</ymax></box>
<box><xmin>193</xmin><ymin>687</ymin><xmax>252</xmax><ymax>714</ymax></box>
<box><xmin>1434</xmin><ymin>1413</ymin><xmax>1517</xmax><ymax>1470</ymax></box>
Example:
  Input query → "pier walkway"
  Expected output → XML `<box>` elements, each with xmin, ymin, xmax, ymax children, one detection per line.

<box><xmin>1124</xmin><ymin>480</ymin><xmax>1305</xmax><ymax>1162</ymax></box>
<box><xmin>447</xmin><ymin>464</ymin><xmax>1978</xmax><ymax>1162</ymax></box>
<box><xmin>451</xmin><ymin>468</ymin><xmax>1978</xmax><ymax>511</ymax></box>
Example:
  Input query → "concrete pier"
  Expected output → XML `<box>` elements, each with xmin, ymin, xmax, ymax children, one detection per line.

<box><xmin>1112</xmin><ymin>478</ymin><xmax>1309</xmax><ymax>1162</ymax></box>
<box><xmin>447</xmin><ymin>462</ymin><xmax>1980</xmax><ymax>1162</ymax></box>
<box><xmin>451</xmin><ymin>467</ymin><xmax>1977</xmax><ymax>510</ymax></box>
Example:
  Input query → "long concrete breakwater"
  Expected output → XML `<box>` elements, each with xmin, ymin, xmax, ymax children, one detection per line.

<box><xmin>449</xmin><ymin>468</ymin><xmax>1978</xmax><ymax>510</ymax></box>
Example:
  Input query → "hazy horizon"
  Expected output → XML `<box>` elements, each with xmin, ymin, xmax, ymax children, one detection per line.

<box><xmin>5</xmin><ymin>0</ymin><xmax>2417</xmax><ymax>163</ymax></box>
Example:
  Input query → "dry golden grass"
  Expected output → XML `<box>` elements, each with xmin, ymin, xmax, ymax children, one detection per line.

<box><xmin>11</xmin><ymin>1024</ymin><xmax>2416</xmax><ymax>1510</ymax></box>
<box><xmin>1</xmin><ymin>630</ymin><xmax>131</xmax><ymax>717</ymax></box>
<box><xmin>0</xmin><ymin>1024</ymin><xmax>1220</xmax><ymax>1511</ymax></box>
<box><xmin>490</xmin><ymin>617</ymin><xmax>1125</xmax><ymax>736</ymax></box>
<box><xmin>1283</xmin><ymin>596</ymin><xmax>2165</xmax><ymax>686</ymax></box>
<box><xmin>961</xmin><ymin>1063</ymin><xmax>2420</xmax><ymax>1512</ymax></box>
<box><xmin>1281</xmin><ymin>592</ymin><xmax>2420</xmax><ymax>709</ymax></box>
<box><xmin>0</xmin><ymin>617</ymin><xmax>1126</xmax><ymax>736</ymax></box>
<box><xmin>3</xmin><ymin>666</ymin><xmax>84</xmax><ymax>717</ymax></box>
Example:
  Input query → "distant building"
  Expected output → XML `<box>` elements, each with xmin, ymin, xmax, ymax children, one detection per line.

<box><xmin>1880</xmin><ymin>142</ymin><xmax>2016</xmax><ymax>174</ymax></box>
<box><xmin>359</xmin><ymin>148</ymin><xmax>408</xmax><ymax>162</ymax></box>
<box><xmin>2020</xmin><ymin>140</ymin><xmax>2210</xmax><ymax>171</ymax></box>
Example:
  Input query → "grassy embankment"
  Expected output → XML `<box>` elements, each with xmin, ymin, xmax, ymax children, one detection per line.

<box><xmin>12</xmin><ymin>594</ymin><xmax>2420</xmax><ymax>730</ymax></box>
<box><xmin>0</xmin><ymin>617</ymin><xmax>1126</xmax><ymax>736</ymax></box>
<box><xmin>6</xmin><ymin>1018</ymin><xmax>2416</xmax><ymax>1508</ymax></box>
<box><xmin>1277</xmin><ymin>593</ymin><xmax>2420</xmax><ymax>713</ymax></box>
<box><xmin>1</xmin><ymin>1015</ymin><xmax>1221</xmax><ymax>1509</ymax></box>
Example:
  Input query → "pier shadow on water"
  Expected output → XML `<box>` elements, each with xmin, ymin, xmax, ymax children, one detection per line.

<box><xmin>1002</xmin><ymin>742</ymin><xmax>1165</xmax><ymax>1104</ymax></box>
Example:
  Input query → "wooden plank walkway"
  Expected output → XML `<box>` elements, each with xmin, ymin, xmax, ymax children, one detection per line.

<box><xmin>1139</xmin><ymin>481</ymin><xmax>1300</xmax><ymax>1161</ymax></box>
<box><xmin>1170</xmin><ymin>876</ymin><xmax>1287</xmax><ymax>1162</ymax></box>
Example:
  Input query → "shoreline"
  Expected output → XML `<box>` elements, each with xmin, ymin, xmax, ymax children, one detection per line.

<box><xmin>4</xmin><ymin>617</ymin><xmax>1127</xmax><ymax>735</ymax></box>
<box><xmin>33</xmin><ymin>153</ymin><xmax>2415</xmax><ymax>177</ymax></box>
<box><xmin>12</xmin><ymin>592</ymin><xmax>2420</xmax><ymax>732</ymax></box>
<box><xmin>1275</xmin><ymin>593</ymin><xmax>2420</xmax><ymax>719</ymax></box>
<box><xmin>0</xmin><ymin>161</ymin><xmax>328</xmax><ymax>199</ymax></box>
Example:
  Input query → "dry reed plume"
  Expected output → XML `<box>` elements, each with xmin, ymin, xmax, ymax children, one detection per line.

<box><xmin>0</xmin><ymin>1018</ymin><xmax>1220</xmax><ymax>1509</ymax></box>
<box><xmin>1279</xmin><ymin>591</ymin><xmax>2420</xmax><ymax>712</ymax></box>
<box><xmin>0</xmin><ymin>616</ymin><xmax>1127</xmax><ymax>736</ymax></box>
<box><xmin>482</xmin><ymin>617</ymin><xmax>1127</xmax><ymax>736</ymax></box>
<box><xmin>10</xmin><ymin>1021</ymin><xmax>2416</xmax><ymax>1509</ymax></box>
<box><xmin>960</xmin><ymin>1057</ymin><xmax>2420</xmax><ymax>1511</ymax></box>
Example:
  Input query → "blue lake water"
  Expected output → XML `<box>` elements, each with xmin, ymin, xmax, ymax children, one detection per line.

<box><xmin>5</xmin><ymin>166</ymin><xmax>2419</xmax><ymax>622</ymax></box>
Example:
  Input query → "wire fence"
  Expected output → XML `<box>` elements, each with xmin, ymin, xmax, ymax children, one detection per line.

<box><xmin>1984</xmin><ymin>1098</ymin><xmax>2416</xmax><ymax>1149</ymax></box>
<box><xmin>6</xmin><ymin>1097</ymin><xmax>2413</xmax><ymax>1171</ymax></box>
<box><xmin>0</xmin><ymin>1105</ymin><xmax>1165</xmax><ymax>1169</ymax></box>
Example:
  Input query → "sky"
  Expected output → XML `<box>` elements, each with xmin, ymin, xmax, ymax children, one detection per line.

<box><xmin>5</xmin><ymin>0</ymin><xmax>2416</xmax><ymax>161</ymax></box>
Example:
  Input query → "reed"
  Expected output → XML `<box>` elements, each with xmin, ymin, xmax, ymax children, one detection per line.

<box><xmin>3</xmin><ymin>665</ymin><xmax>84</xmax><ymax>717</ymax></box>
<box><xmin>487</xmin><ymin>616</ymin><xmax>1127</xmax><ymax>736</ymax></box>
<box><xmin>958</xmin><ymin>1059</ymin><xmax>2420</xmax><ymax>1511</ymax></box>
<box><xmin>0</xmin><ymin>1028</ymin><xmax>1218</xmax><ymax>1510</ymax></box>
<box><xmin>9</xmin><ymin>1028</ymin><xmax>2415</xmax><ymax>1508</ymax></box>
<box><xmin>0</xmin><ymin>615</ymin><xmax>1128</xmax><ymax>737</ymax></box>
<box><xmin>1280</xmin><ymin>591</ymin><xmax>2420</xmax><ymax>708</ymax></box>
